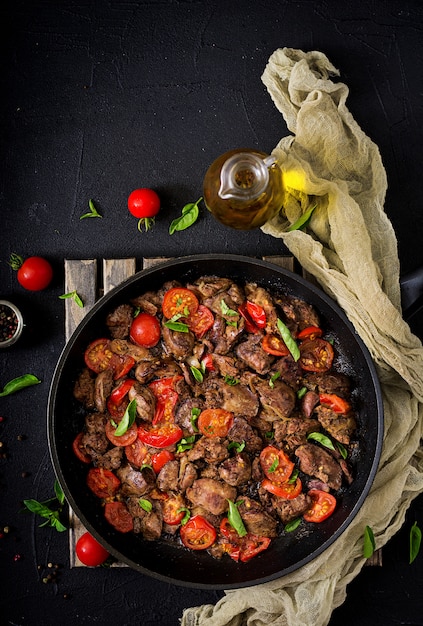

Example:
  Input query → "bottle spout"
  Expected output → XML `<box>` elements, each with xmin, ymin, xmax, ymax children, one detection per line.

<box><xmin>218</xmin><ymin>152</ymin><xmax>271</xmax><ymax>201</ymax></box>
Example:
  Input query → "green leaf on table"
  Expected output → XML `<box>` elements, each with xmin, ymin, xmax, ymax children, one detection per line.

<box><xmin>80</xmin><ymin>199</ymin><xmax>103</xmax><ymax>219</ymax></box>
<box><xmin>59</xmin><ymin>290</ymin><xmax>84</xmax><ymax>308</ymax></box>
<box><xmin>409</xmin><ymin>521</ymin><xmax>422</xmax><ymax>564</ymax></box>
<box><xmin>287</xmin><ymin>204</ymin><xmax>317</xmax><ymax>232</ymax></box>
<box><xmin>169</xmin><ymin>197</ymin><xmax>201</xmax><ymax>234</ymax></box>
<box><xmin>363</xmin><ymin>525</ymin><xmax>376</xmax><ymax>558</ymax></box>
<box><xmin>0</xmin><ymin>374</ymin><xmax>41</xmax><ymax>397</ymax></box>
<box><xmin>22</xmin><ymin>480</ymin><xmax>67</xmax><ymax>532</ymax></box>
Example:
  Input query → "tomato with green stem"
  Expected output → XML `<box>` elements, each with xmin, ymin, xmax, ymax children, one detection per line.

<box><xmin>75</xmin><ymin>532</ymin><xmax>110</xmax><ymax>566</ymax></box>
<box><xmin>128</xmin><ymin>188</ymin><xmax>161</xmax><ymax>232</ymax></box>
<box><xmin>9</xmin><ymin>254</ymin><xmax>53</xmax><ymax>291</ymax></box>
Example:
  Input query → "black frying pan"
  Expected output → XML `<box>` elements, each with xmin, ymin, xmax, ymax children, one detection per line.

<box><xmin>47</xmin><ymin>254</ymin><xmax>384</xmax><ymax>589</ymax></box>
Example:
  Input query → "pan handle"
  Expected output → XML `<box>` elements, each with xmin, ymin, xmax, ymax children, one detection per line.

<box><xmin>400</xmin><ymin>266</ymin><xmax>423</xmax><ymax>322</ymax></box>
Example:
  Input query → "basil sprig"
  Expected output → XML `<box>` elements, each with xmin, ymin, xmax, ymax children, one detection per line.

<box><xmin>307</xmin><ymin>431</ymin><xmax>336</xmax><ymax>451</ymax></box>
<box><xmin>59</xmin><ymin>290</ymin><xmax>84</xmax><ymax>308</ymax></box>
<box><xmin>0</xmin><ymin>374</ymin><xmax>41</xmax><ymax>397</ymax></box>
<box><xmin>114</xmin><ymin>399</ymin><xmax>137</xmax><ymax>436</ymax></box>
<box><xmin>23</xmin><ymin>480</ymin><xmax>67</xmax><ymax>532</ymax></box>
<box><xmin>227</xmin><ymin>500</ymin><xmax>247</xmax><ymax>537</ymax></box>
<box><xmin>169</xmin><ymin>197</ymin><xmax>202</xmax><ymax>234</ymax></box>
<box><xmin>276</xmin><ymin>318</ymin><xmax>300</xmax><ymax>361</ymax></box>
<box><xmin>80</xmin><ymin>198</ymin><xmax>103</xmax><ymax>219</ymax></box>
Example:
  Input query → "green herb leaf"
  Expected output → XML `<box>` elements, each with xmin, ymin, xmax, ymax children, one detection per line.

<box><xmin>307</xmin><ymin>431</ymin><xmax>336</xmax><ymax>451</ymax></box>
<box><xmin>269</xmin><ymin>371</ymin><xmax>281</xmax><ymax>388</ymax></box>
<box><xmin>224</xmin><ymin>375</ymin><xmax>240</xmax><ymax>386</ymax></box>
<box><xmin>114</xmin><ymin>398</ymin><xmax>137</xmax><ymax>437</ymax></box>
<box><xmin>190</xmin><ymin>366</ymin><xmax>204</xmax><ymax>383</ymax></box>
<box><xmin>284</xmin><ymin>518</ymin><xmax>301</xmax><ymax>532</ymax></box>
<box><xmin>59</xmin><ymin>290</ymin><xmax>84</xmax><ymax>308</ymax></box>
<box><xmin>336</xmin><ymin>441</ymin><xmax>348</xmax><ymax>459</ymax></box>
<box><xmin>178</xmin><ymin>507</ymin><xmax>191</xmax><ymax>525</ymax></box>
<box><xmin>139</xmin><ymin>498</ymin><xmax>153</xmax><ymax>512</ymax></box>
<box><xmin>54</xmin><ymin>480</ymin><xmax>65</xmax><ymax>505</ymax></box>
<box><xmin>228</xmin><ymin>440</ymin><xmax>246</xmax><ymax>453</ymax></box>
<box><xmin>363</xmin><ymin>525</ymin><xmax>376</xmax><ymax>558</ymax></box>
<box><xmin>287</xmin><ymin>203</ymin><xmax>317</xmax><ymax>232</ymax></box>
<box><xmin>169</xmin><ymin>197</ymin><xmax>201</xmax><ymax>234</ymax></box>
<box><xmin>8</xmin><ymin>253</ymin><xmax>24</xmax><ymax>270</ymax></box>
<box><xmin>190</xmin><ymin>408</ymin><xmax>200</xmax><ymax>431</ymax></box>
<box><xmin>177</xmin><ymin>436</ymin><xmax>196</xmax><ymax>453</ymax></box>
<box><xmin>410</xmin><ymin>521</ymin><xmax>422</xmax><ymax>564</ymax></box>
<box><xmin>268</xmin><ymin>457</ymin><xmax>279</xmax><ymax>473</ymax></box>
<box><xmin>297</xmin><ymin>386</ymin><xmax>307</xmax><ymax>399</ymax></box>
<box><xmin>22</xmin><ymin>482</ymin><xmax>67</xmax><ymax>532</ymax></box>
<box><xmin>276</xmin><ymin>318</ymin><xmax>300</xmax><ymax>361</ymax></box>
<box><xmin>220</xmin><ymin>299</ymin><xmax>238</xmax><ymax>317</ymax></box>
<box><xmin>0</xmin><ymin>374</ymin><xmax>41</xmax><ymax>397</ymax></box>
<box><xmin>227</xmin><ymin>500</ymin><xmax>247</xmax><ymax>537</ymax></box>
<box><xmin>164</xmin><ymin>319</ymin><xmax>189</xmax><ymax>333</ymax></box>
<box><xmin>288</xmin><ymin>468</ymin><xmax>299</xmax><ymax>484</ymax></box>
<box><xmin>80</xmin><ymin>198</ymin><xmax>103</xmax><ymax>219</ymax></box>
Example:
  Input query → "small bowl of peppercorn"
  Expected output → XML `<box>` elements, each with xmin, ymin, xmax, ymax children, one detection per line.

<box><xmin>0</xmin><ymin>300</ymin><xmax>24</xmax><ymax>348</ymax></box>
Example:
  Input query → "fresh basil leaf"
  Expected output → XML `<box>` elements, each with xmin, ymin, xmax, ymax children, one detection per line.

<box><xmin>114</xmin><ymin>399</ymin><xmax>137</xmax><ymax>436</ymax></box>
<box><xmin>190</xmin><ymin>366</ymin><xmax>204</xmax><ymax>383</ymax></box>
<box><xmin>139</xmin><ymin>498</ymin><xmax>153</xmax><ymax>513</ymax></box>
<box><xmin>177</xmin><ymin>436</ymin><xmax>196</xmax><ymax>453</ymax></box>
<box><xmin>190</xmin><ymin>408</ymin><xmax>200</xmax><ymax>431</ymax></box>
<box><xmin>284</xmin><ymin>518</ymin><xmax>301</xmax><ymax>532</ymax></box>
<box><xmin>269</xmin><ymin>371</ymin><xmax>280</xmax><ymax>388</ymax></box>
<box><xmin>410</xmin><ymin>521</ymin><xmax>422</xmax><ymax>564</ymax></box>
<box><xmin>276</xmin><ymin>318</ymin><xmax>300</xmax><ymax>361</ymax></box>
<box><xmin>0</xmin><ymin>374</ymin><xmax>41</xmax><ymax>397</ymax></box>
<box><xmin>220</xmin><ymin>299</ymin><xmax>238</xmax><ymax>317</ymax></box>
<box><xmin>268</xmin><ymin>457</ymin><xmax>279</xmax><ymax>473</ymax></box>
<box><xmin>228</xmin><ymin>440</ymin><xmax>246</xmax><ymax>453</ymax></box>
<box><xmin>307</xmin><ymin>431</ymin><xmax>336</xmax><ymax>451</ymax></box>
<box><xmin>297</xmin><ymin>386</ymin><xmax>307</xmax><ymax>399</ymax></box>
<box><xmin>169</xmin><ymin>197</ymin><xmax>201</xmax><ymax>234</ymax></box>
<box><xmin>227</xmin><ymin>500</ymin><xmax>247</xmax><ymax>537</ymax></box>
<box><xmin>288</xmin><ymin>468</ymin><xmax>299</xmax><ymax>484</ymax></box>
<box><xmin>287</xmin><ymin>203</ymin><xmax>317</xmax><ymax>232</ymax></box>
<box><xmin>224</xmin><ymin>375</ymin><xmax>240</xmax><ymax>386</ymax></box>
<box><xmin>51</xmin><ymin>517</ymin><xmax>67</xmax><ymax>532</ymax></box>
<box><xmin>363</xmin><ymin>525</ymin><xmax>376</xmax><ymax>558</ymax></box>
<box><xmin>336</xmin><ymin>441</ymin><xmax>348</xmax><ymax>459</ymax></box>
<box><xmin>80</xmin><ymin>198</ymin><xmax>103</xmax><ymax>219</ymax></box>
<box><xmin>164</xmin><ymin>320</ymin><xmax>189</xmax><ymax>332</ymax></box>
<box><xmin>54</xmin><ymin>480</ymin><xmax>65</xmax><ymax>505</ymax></box>
<box><xmin>59</xmin><ymin>290</ymin><xmax>84</xmax><ymax>308</ymax></box>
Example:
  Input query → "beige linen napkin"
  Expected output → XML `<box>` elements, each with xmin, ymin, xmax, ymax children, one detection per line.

<box><xmin>181</xmin><ymin>48</ymin><xmax>423</xmax><ymax>626</ymax></box>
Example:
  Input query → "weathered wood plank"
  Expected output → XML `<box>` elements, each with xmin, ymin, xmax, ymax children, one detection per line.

<box><xmin>103</xmin><ymin>258</ymin><xmax>137</xmax><ymax>292</ymax></box>
<box><xmin>64</xmin><ymin>259</ymin><xmax>97</xmax><ymax>342</ymax></box>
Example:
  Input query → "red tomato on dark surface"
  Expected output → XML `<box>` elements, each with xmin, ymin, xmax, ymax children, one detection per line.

<box><xmin>86</xmin><ymin>468</ymin><xmax>121</xmax><ymax>499</ymax></box>
<box><xmin>260</xmin><ymin>446</ymin><xmax>295</xmax><ymax>484</ymax></box>
<box><xmin>130</xmin><ymin>312</ymin><xmax>161</xmax><ymax>348</ymax></box>
<box><xmin>299</xmin><ymin>338</ymin><xmax>334</xmax><ymax>372</ymax></box>
<box><xmin>105</xmin><ymin>420</ymin><xmax>138</xmax><ymax>447</ymax></box>
<box><xmin>245</xmin><ymin>301</ymin><xmax>266</xmax><ymax>328</ymax></box>
<box><xmin>127</xmin><ymin>188</ymin><xmax>160</xmax><ymax>218</ymax></box>
<box><xmin>219</xmin><ymin>518</ymin><xmax>271</xmax><ymax>562</ymax></box>
<box><xmin>187</xmin><ymin>305</ymin><xmax>214</xmax><ymax>338</ymax></box>
<box><xmin>261</xmin><ymin>477</ymin><xmax>302</xmax><ymax>499</ymax></box>
<box><xmin>137</xmin><ymin>422</ymin><xmax>183</xmax><ymax>448</ymax></box>
<box><xmin>72</xmin><ymin>432</ymin><xmax>91</xmax><ymax>464</ymax></box>
<box><xmin>297</xmin><ymin>326</ymin><xmax>323</xmax><ymax>341</ymax></box>
<box><xmin>303</xmin><ymin>489</ymin><xmax>337</xmax><ymax>523</ymax></box>
<box><xmin>151</xmin><ymin>449</ymin><xmax>175</xmax><ymax>473</ymax></box>
<box><xmin>319</xmin><ymin>393</ymin><xmax>352</xmax><ymax>414</ymax></box>
<box><xmin>75</xmin><ymin>532</ymin><xmax>110</xmax><ymax>566</ymax></box>
<box><xmin>262</xmin><ymin>334</ymin><xmax>290</xmax><ymax>356</ymax></box>
<box><xmin>15</xmin><ymin>256</ymin><xmax>53</xmax><ymax>291</ymax></box>
<box><xmin>180</xmin><ymin>515</ymin><xmax>216</xmax><ymax>550</ymax></box>
<box><xmin>197</xmin><ymin>408</ymin><xmax>234</xmax><ymax>438</ymax></box>
<box><xmin>104</xmin><ymin>501</ymin><xmax>134</xmax><ymax>533</ymax></box>
<box><xmin>161</xmin><ymin>493</ymin><xmax>185</xmax><ymax>525</ymax></box>
<box><xmin>162</xmin><ymin>287</ymin><xmax>199</xmax><ymax>319</ymax></box>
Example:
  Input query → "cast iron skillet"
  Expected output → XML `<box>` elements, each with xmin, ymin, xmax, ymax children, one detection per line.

<box><xmin>47</xmin><ymin>254</ymin><xmax>384</xmax><ymax>589</ymax></box>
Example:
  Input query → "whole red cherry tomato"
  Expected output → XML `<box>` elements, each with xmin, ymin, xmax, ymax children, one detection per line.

<box><xmin>130</xmin><ymin>312</ymin><xmax>161</xmax><ymax>347</ymax></box>
<box><xmin>75</xmin><ymin>531</ymin><xmax>110</xmax><ymax>566</ymax></box>
<box><xmin>128</xmin><ymin>188</ymin><xmax>161</xmax><ymax>231</ymax></box>
<box><xmin>9</xmin><ymin>254</ymin><xmax>53</xmax><ymax>291</ymax></box>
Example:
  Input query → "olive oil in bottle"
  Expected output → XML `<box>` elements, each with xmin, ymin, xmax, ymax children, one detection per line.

<box><xmin>203</xmin><ymin>149</ymin><xmax>284</xmax><ymax>230</ymax></box>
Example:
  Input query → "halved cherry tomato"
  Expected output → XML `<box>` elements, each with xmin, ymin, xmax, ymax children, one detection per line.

<box><xmin>238</xmin><ymin>302</ymin><xmax>259</xmax><ymax>333</ymax></box>
<box><xmin>201</xmin><ymin>353</ymin><xmax>215</xmax><ymax>371</ymax></box>
<box><xmin>151</xmin><ymin>449</ymin><xmax>175</xmax><ymax>473</ymax></box>
<box><xmin>84</xmin><ymin>338</ymin><xmax>115</xmax><ymax>374</ymax></box>
<box><xmin>107</xmin><ymin>379</ymin><xmax>135</xmax><ymax>418</ymax></box>
<box><xmin>187</xmin><ymin>305</ymin><xmax>214</xmax><ymax>338</ymax></box>
<box><xmin>262</xmin><ymin>334</ymin><xmax>290</xmax><ymax>356</ymax></box>
<box><xmin>86</xmin><ymin>468</ymin><xmax>121</xmax><ymax>499</ymax></box>
<box><xmin>75</xmin><ymin>531</ymin><xmax>110</xmax><ymax>566</ymax></box>
<box><xmin>113</xmin><ymin>355</ymin><xmax>135</xmax><ymax>379</ymax></box>
<box><xmin>245</xmin><ymin>301</ymin><xmax>267</xmax><ymax>328</ymax></box>
<box><xmin>299</xmin><ymin>338</ymin><xmax>334</xmax><ymax>372</ymax></box>
<box><xmin>261</xmin><ymin>477</ymin><xmax>302</xmax><ymax>499</ymax></box>
<box><xmin>148</xmin><ymin>375</ymin><xmax>183</xmax><ymax>396</ymax></box>
<box><xmin>297</xmin><ymin>326</ymin><xmax>323</xmax><ymax>341</ymax></box>
<box><xmin>197</xmin><ymin>408</ymin><xmax>234</xmax><ymax>438</ymax></box>
<box><xmin>138</xmin><ymin>422</ymin><xmax>183</xmax><ymax>448</ymax></box>
<box><xmin>72</xmin><ymin>432</ymin><xmax>91</xmax><ymax>464</ymax></box>
<box><xmin>125</xmin><ymin>438</ymin><xmax>150</xmax><ymax>467</ymax></box>
<box><xmin>180</xmin><ymin>515</ymin><xmax>217</xmax><ymax>550</ymax></box>
<box><xmin>149</xmin><ymin>377</ymin><xmax>182</xmax><ymax>425</ymax></box>
<box><xmin>105</xmin><ymin>419</ymin><xmax>138</xmax><ymax>447</ymax></box>
<box><xmin>162</xmin><ymin>287</ymin><xmax>199</xmax><ymax>319</ymax></box>
<box><xmin>219</xmin><ymin>518</ymin><xmax>271</xmax><ymax>562</ymax></box>
<box><xmin>130</xmin><ymin>312</ymin><xmax>161</xmax><ymax>348</ymax></box>
<box><xmin>303</xmin><ymin>489</ymin><xmax>336</xmax><ymax>523</ymax></box>
<box><xmin>319</xmin><ymin>393</ymin><xmax>352</xmax><ymax>414</ymax></box>
<box><xmin>104</xmin><ymin>501</ymin><xmax>134</xmax><ymax>533</ymax></box>
<box><xmin>162</xmin><ymin>493</ymin><xmax>185</xmax><ymax>525</ymax></box>
<box><xmin>260</xmin><ymin>446</ymin><xmax>294</xmax><ymax>484</ymax></box>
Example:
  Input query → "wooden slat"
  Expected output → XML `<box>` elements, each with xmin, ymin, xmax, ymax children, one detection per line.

<box><xmin>64</xmin><ymin>259</ymin><xmax>97</xmax><ymax>342</ymax></box>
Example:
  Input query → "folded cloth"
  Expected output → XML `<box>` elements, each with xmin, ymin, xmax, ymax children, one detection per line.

<box><xmin>181</xmin><ymin>48</ymin><xmax>423</xmax><ymax>626</ymax></box>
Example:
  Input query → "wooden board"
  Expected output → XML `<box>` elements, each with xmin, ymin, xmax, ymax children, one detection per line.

<box><xmin>64</xmin><ymin>256</ymin><xmax>381</xmax><ymax>567</ymax></box>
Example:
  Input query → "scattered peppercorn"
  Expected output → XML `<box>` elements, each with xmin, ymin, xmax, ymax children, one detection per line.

<box><xmin>0</xmin><ymin>304</ymin><xmax>18</xmax><ymax>342</ymax></box>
